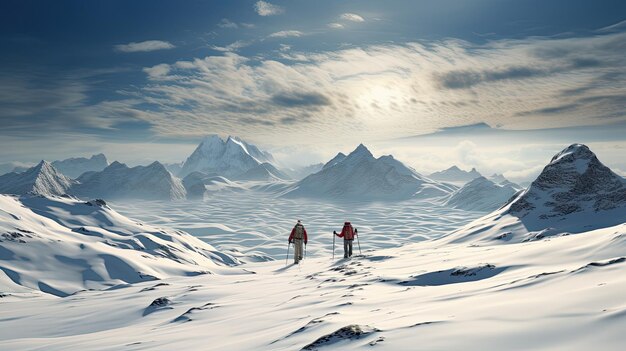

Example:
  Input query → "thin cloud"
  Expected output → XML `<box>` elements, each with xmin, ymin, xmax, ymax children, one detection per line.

<box><xmin>268</xmin><ymin>30</ymin><xmax>303</xmax><ymax>38</ymax></box>
<box><xmin>211</xmin><ymin>40</ymin><xmax>250</xmax><ymax>52</ymax></box>
<box><xmin>114</xmin><ymin>40</ymin><xmax>175</xmax><ymax>53</ymax></box>
<box><xmin>328</xmin><ymin>23</ymin><xmax>344</xmax><ymax>29</ymax></box>
<box><xmin>218</xmin><ymin>18</ymin><xmax>238</xmax><ymax>29</ymax></box>
<box><xmin>340</xmin><ymin>13</ymin><xmax>365</xmax><ymax>22</ymax></box>
<box><xmin>254</xmin><ymin>1</ymin><xmax>284</xmax><ymax>16</ymax></box>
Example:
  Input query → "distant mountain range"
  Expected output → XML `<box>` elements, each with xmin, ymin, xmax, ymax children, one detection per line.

<box><xmin>429</xmin><ymin>165</ymin><xmax>482</xmax><ymax>183</ymax></box>
<box><xmin>0</xmin><ymin>160</ymin><xmax>185</xmax><ymax>200</ymax></box>
<box><xmin>52</xmin><ymin>154</ymin><xmax>109</xmax><ymax>178</ymax></box>
<box><xmin>282</xmin><ymin>144</ymin><xmax>455</xmax><ymax>201</ymax></box>
<box><xmin>73</xmin><ymin>161</ymin><xmax>186</xmax><ymax>200</ymax></box>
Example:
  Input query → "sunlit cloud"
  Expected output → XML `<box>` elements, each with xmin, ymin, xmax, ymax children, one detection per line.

<box><xmin>128</xmin><ymin>30</ymin><xmax>625</xmax><ymax>150</ymax></box>
<box><xmin>268</xmin><ymin>30</ymin><xmax>303</xmax><ymax>38</ymax></box>
<box><xmin>340</xmin><ymin>13</ymin><xmax>365</xmax><ymax>22</ymax></box>
<box><xmin>114</xmin><ymin>40</ymin><xmax>175</xmax><ymax>53</ymax></box>
<box><xmin>254</xmin><ymin>1</ymin><xmax>284</xmax><ymax>16</ymax></box>
<box><xmin>210</xmin><ymin>40</ymin><xmax>250</xmax><ymax>52</ymax></box>
<box><xmin>328</xmin><ymin>23</ymin><xmax>344</xmax><ymax>29</ymax></box>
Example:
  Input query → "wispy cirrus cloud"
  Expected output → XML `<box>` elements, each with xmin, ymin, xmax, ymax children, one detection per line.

<box><xmin>328</xmin><ymin>23</ymin><xmax>344</xmax><ymax>29</ymax></box>
<box><xmin>340</xmin><ymin>13</ymin><xmax>365</xmax><ymax>22</ymax></box>
<box><xmin>114</xmin><ymin>40</ymin><xmax>175</xmax><ymax>53</ymax></box>
<box><xmin>129</xmin><ymin>29</ymin><xmax>626</xmax><ymax>147</ymax></box>
<box><xmin>254</xmin><ymin>1</ymin><xmax>284</xmax><ymax>16</ymax></box>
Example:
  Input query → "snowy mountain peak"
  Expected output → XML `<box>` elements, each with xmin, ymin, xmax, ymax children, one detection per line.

<box><xmin>33</xmin><ymin>159</ymin><xmax>53</xmax><ymax>172</ymax></box>
<box><xmin>347</xmin><ymin>143</ymin><xmax>374</xmax><ymax>159</ymax></box>
<box><xmin>446</xmin><ymin>176</ymin><xmax>517</xmax><ymax>212</ymax></box>
<box><xmin>547</xmin><ymin>143</ymin><xmax>595</xmax><ymax>174</ymax></box>
<box><xmin>180</xmin><ymin>135</ymin><xmax>277</xmax><ymax>179</ymax></box>
<box><xmin>0</xmin><ymin>160</ymin><xmax>75</xmax><ymax>196</ymax></box>
<box><xmin>284</xmin><ymin>145</ymin><xmax>455</xmax><ymax>200</ymax></box>
<box><xmin>449</xmin><ymin>144</ymin><xmax>626</xmax><ymax>244</ymax></box>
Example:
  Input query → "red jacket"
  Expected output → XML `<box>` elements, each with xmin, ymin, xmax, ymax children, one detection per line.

<box><xmin>335</xmin><ymin>222</ymin><xmax>356</xmax><ymax>240</ymax></box>
<box><xmin>288</xmin><ymin>224</ymin><xmax>308</xmax><ymax>243</ymax></box>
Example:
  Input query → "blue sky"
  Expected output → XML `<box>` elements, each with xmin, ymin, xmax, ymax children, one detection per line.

<box><xmin>1</xmin><ymin>0</ymin><xmax>625</xmax><ymax>179</ymax></box>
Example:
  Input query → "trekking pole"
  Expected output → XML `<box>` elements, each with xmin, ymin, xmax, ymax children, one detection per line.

<box><xmin>356</xmin><ymin>232</ymin><xmax>362</xmax><ymax>255</ymax></box>
<box><xmin>332</xmin><ymin>231</ymin><xmax>336</xmax><ymax>260</ymax></box>
<box><xmin>285</xmin><ymin>242</ymin><xmax>290</xmax><ymax>265</ymax></box>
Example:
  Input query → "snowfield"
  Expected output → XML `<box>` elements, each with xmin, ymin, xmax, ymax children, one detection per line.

<box><xmin>112</xmin><ymin>192</ymin><xmax>481</xmax><ymax>261</ymax></box>
<box><xmin>1</xmin><ymin>143</ymin><xmax>626</xmax><ymax>350</ymax></box>
<box><xmin>1</xmin><ymin>221</ymin><xmax>624</xmax><ymax>350</ymax></box>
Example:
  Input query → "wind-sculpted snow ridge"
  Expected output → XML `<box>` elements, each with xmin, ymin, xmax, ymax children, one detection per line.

<box><xmin>0</xmin><ymin>194</ymin><xmax>240</xmax><ymax>297</ymax></box>
<box><xmin>0</xmin><ymin>160</ymin><xmax>76</xmax><ymax>196</ymax></box>
<box><xmin>73</xmin><ymin>161</ymin><xmax>187</xmax><ymax>200</ymax></box>
<box><xmin>446</xmin><ymin>176</ymin><xmax>518</xmax><ymax>212</ymax></box>
<box><xmin>446</xmin><ymin>143</ymin><xmax>626</xmax><ymax>243</ymax></box>
<box><xmin>179</xmin><ymin>135</ymin><xmax>280</xmax><ymax>180</ymax></box>
<box><xmin>282</xmin><ymin>144</ymin><xmax>456</xmax><ymax>201</ymax></box>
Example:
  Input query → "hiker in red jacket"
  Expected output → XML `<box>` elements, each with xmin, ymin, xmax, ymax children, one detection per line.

<box><xmin>334</xmin><ymin>222</ymin><xmax>357</xmax><ymax>258</ymax></box>
<box><xmin>288</xmin><ymin>220</ymin><xmax>308</xmax><ymax>264</ymax></box>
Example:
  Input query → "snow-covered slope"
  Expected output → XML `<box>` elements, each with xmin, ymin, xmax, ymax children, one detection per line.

<box><xmin>0</xmin><ymin>161</ymin><xmax>76</xmax><ymax>196</ymax></box>
<box><xmin>322</xmin><ymin>152</ymin><xmax>347</xmax><ymax>170</ymax></box>
<box><xmin>179</xmin><ymin>135</ymin><xmax>277</xmax><ymax>178</ymax></box>
<box><xmin>164</xmin><ymin>162</ymin><xmax>184</xmax><ymax>177</ymax></box>
<box><xmin>72</xmin><ymin>161</ymin><xmax>186</xmax><ymax>200</ymax></box>
<box><xmin>235</xmin><ymin>162</ymin><xmax>291</xmax><ymax>181</ymax></box>
<box><xmin>446</xmin><ymin>176</ymin><xmax>518</xmax><ymax>212</ymax></box>
<box><xmin>182</xmin><ymin>172</ymin><xmax>248</xmax><ymax>199</ymax></box>
<box><xmin>0</xmin><ymin>194</ymin><xmax>240</xmax><ymax>297</ymax></box>
<box><xmin>1</xmin><ymin>220</ymin><xmax>624</xmax><ymax>350</ymax></box>
<box><xmin>429</xmin><ymin>165</ymin><xmax>482</xmax><ymax>184</ymax></box>
<box><xmin>284</xmin><ymin>163</ymin><xmax>324</xmax><ymax>180</ymax></box>
<box><xmin>51</xmin><ymin>153</ymin><xmax>108</xmax><ymax>179</ymax></box>
<box><xmin>489</xmin><ymin>173</ymin><xmax>523</xmax><ymax>190</ymax></box>
<box><xmin>447</xmin><ymin>144</ymin><xmax>626</xmax><ymax>243</ymax></box>
<box><xmin>283</xmin><ymin>144</ymin><xmax>455</xmax><ymax>201</ymax></box>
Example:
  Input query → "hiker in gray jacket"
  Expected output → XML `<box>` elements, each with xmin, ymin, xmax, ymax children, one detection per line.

<box><xmin>288</xmin><ymin>220</ymin><xmax>308</xmax><ymax>264</ymax></box>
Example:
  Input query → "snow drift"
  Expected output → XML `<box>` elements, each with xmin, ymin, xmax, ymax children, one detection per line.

<box><xmin>0</xmin><ymin>194</ymin><xmax>239</xmax><ymax>297</ymax></box>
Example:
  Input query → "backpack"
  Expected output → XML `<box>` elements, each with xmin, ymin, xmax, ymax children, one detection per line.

<box><xmin>294</xmin><ymin>224</ymin><xmax>304</xmax><ymax>239</ymax></box>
